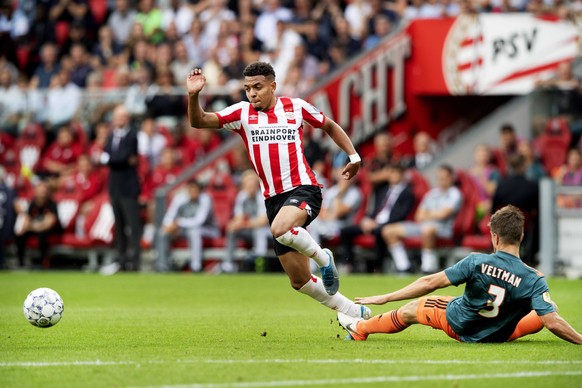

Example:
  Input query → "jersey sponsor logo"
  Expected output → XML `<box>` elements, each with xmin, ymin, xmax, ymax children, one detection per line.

<box><xmin>250</xmin><ymin>127</ymin><xmax>297</xmax><ymax>143</ymax></box>
<box><xmin>480</xmin><ymin>263</ymin><xmax>523</xmax><ymax>288</ymax></box>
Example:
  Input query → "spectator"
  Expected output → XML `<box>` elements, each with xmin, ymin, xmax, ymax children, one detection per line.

<box><xmin>331</xmin><ymin>17</ymin><xmax>361</xmax><ymax>58</ymax></box>
<box><xmin>301</xmin><ymin>19</ymin><xmax>329</xmax><ymax>62</ymax></box>
<box><xmin>339</xmin><ymin>164</ymin><xmax>415</xmax><ymax>273</ymax></box>
<box><xmin>61</xmin><ymin>20</ymin><xmax>91</xmax><ymax>55</ymax></box>
<box><xmin>124</xmin><ymin>66</ymin><xmax>154</xmax><ymax>119</ymax></box>
<box><xmin>170</xmin><ymin>40</ymin><xmax>196</xmax><ymax>84</ymax></box>
<box><xmin>161</xmin><ymin>0</ymin><xmax>194</xmax><ymax>37</ymax></box>
<box><xmin>128</xmin><ymin>39</ymin><xmax>154</xmax><ymax>74</ymax></box>
<box><xmin>254</xmin><ymin>0</ymin><xmax>292</xmax><ymax>52</ymax></box>
<box><xmin>88</xmin><ymin>121</ymin><xmax>111</xmax><ymax>165</ymax></box>
<box><xmin>403</xmin><ymin>0</ymin><xmax>424</xmax><ymax>20</ymax></box>
<box><xmin>92</xmin><ymin>25</ymin><xmax>123</xmax><ymax>67</ymax></box>
<box><xmin>493</xmin><ymin>123</ymin><xmax>519</xmax><ymax>174</ymax></box>
<box><xmin>199</xmin><ymin>0</ymin><xmax>236</xmax><ymax>47</ymax></box>
<box><xmin>366</xmin><ymin>132</ymin><xmax>399</xmax><ymax>209</ymax></box>
<box><xmin>468</xmin><ymin>144</ymin><xmax>501</xmax><ymax>218</ymax></box>
<box><xmin>61</xmin><ymin>154</ymin><xmax>105</xmax><ymax>203</ymax></box>
<box><xmin>39</xmin><ymin>125</ymin><xmax>82</xmax><ymax>181</ymax></box>
<box><xmin>145</xmin><ymin>67</ymin><xmax>186</xmax><ymax>124</ymax></box>
<box><xmin>492</xmin><ymin>153</ymin><xmax>539</xmax><ymax>265</ymax></box>
<box><xmin>0</xmin><ymin>67</ymin><xmax>27</xmax><ymax>136</ymax></box>
<box><xmin>382</xmin><ymin>165</ymin><xmax>462</xmax><ymax>273</ymax></box>
<box><xmin>30</xmin><ymin>42</ymin><xmax>61</xmax><ymax>89</ymax></box>
<box><xmin>0</xmin><ymin>167</ymin><xmax>16</xmax><ymax>269</ymax></box>
<box><xmin>363</xmin><ymin>14</ymin><xmax>392</xmax><ymax>51</ymax></box>
<box><xmin>553</xmin><ymin>148</ymin><xmax>582</xmax><ymax>186</ymax></box>
<box><xmin>182</xmin><ymin>126</ymin><xmax>221</xmax><ymax>163</ymax></box>
<box><xmin>518</xmin><ymin>140</ymin><xmax>546</xmax><ymax>182</ymax></box>
<box><xmin>369</xmin><ymin>0</ymin><xmax>400</xmax><ymax>26</ymax></box>
<box><xmin>344</xmin><ymin>0</ymin><xmax>371</xmax><ymax>39</ymax></box>
<box><xmin>419</xmin><ymin>0</ymin><xmax>445</xmax><ymax>18</ymax></box>
<box><xmin>224</xmin><ymin>170</ymin><xmax>271</xmax><ymax>272</ymax></box>
<box><xmin>48</xmin><ymin>0</ymin><xmax>88</xmax><ymax>27</ymax></box>
<box><xmin>239</xmin><ymin>21</ymin><xmax>263</xmax><ymax>65</ymax></box>
<box><xmin>141</xmin><ymin>147</ymin><xmax>181</xmax><ymax>201</ymax></box>
<box><xmin>43</xmin><ymin>69</ymin><xmax>81</xmax><ymax>141</ymax></box>
<box><xmin>135</xmin><ymin>0</ymin><xmax>164</xmax><ymax>45</ymax></box>
<box><xmin>182</xmin><ymin>19</ymin><xmax>208</xmax><ymax>68</ymax></box>
<box><xmin>100</xmin><ymin>104</ymin><xmax>142</xmax><ymax>273</ymax></box>
<box><xmin>69</xmin><ymin>43</ymin><xmax>93</xmax><ymax>87</ymax></box>
<box><xmin>137</xmin><ymin>117</ymin><xmax>167</xmax><ymax>169</ymax></box>
<box><xmin>403</xmin><ymin>131</ymin><xmax>436</xmax><ymax>169</ymax></box>
<box><xmin>308</xmin><ymin>166</ymin><xmax>363</xmax><ymax>245</ymax></box>
<box><xmin>156</xmin><ymin>179</ymin><xmax>220</xmax><ymax>272</ymax></box>
<box><xmin>108</xmin><ymin>0</ymin><xmax>137</xmax><ymax>46</ymax></box>
<box><xmin>14</xmin><ymin>180</ymin><xmax>60</xmax><ymax>268</ymax></box>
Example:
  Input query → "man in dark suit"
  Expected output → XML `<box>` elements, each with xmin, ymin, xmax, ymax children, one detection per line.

<box><xmin>339</xmin><ymin>164</ymin><xmax>415</xmax><ymax>273</ymax></box>
<box><xmin>100</xmin><ymin>104</ymin><xmax>142</xmax><ymax>273</ymax></box>
<box><xmin>492</xmin><ymin>153</ymin><xmax>539</xmax><ymax>265</ymax></box>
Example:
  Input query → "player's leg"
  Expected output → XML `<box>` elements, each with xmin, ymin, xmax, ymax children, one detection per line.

<box><xmin>186</xmin><ymin>226</ymin><xmax>204</xmax><ymax>272</ymax></box>
<box><xmin>339</xmin><ymin>296</ymin><xmax>460</xmax><ymax>341</ymax></box>
<box><xmin>382</xmin><ymin>222</ymin><xmax>412</xmax><ymax>272</ymax></box>
<box><xmin>420</xmin><ymin>223</ymin><xmax>439</xmax><ymax>273</ymax></box>
<box><xmin>507</xmin><ymin>311</ymin><xmax>543</xmax><ymax>341</ymax></box>
<box><xmin>339</xmin><ymin>300</ymin><xmax>414</xmax><ymax>341</ymax></box>
<box><xmin>271</xmin><ymin>205</ymin><xmax>339</xmax><ymax>295</ymax></box>
<box><xmin>279</xmin><ymin>250</ymin><xmax>370</xmax><ymax>318</ymax></box>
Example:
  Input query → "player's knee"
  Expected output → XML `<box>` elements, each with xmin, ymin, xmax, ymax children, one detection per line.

<box><xmin>274</xmin><ymin>228</ymin><xmax>294</xmax><ymax>246</ymax></box>
<box><xmin>400</xmin><ymin>300</ymin><xmax>420</xmax><ymax>324</ymax></box>
<box><xmin>421</xmin><ymin>225</ymin><xmax>437</xmax><ymax>237</ymax></box>
<box><xmin>270</xmin><ymin>220</ymin><xmax>291</xmax><ymax>238</ymax></box>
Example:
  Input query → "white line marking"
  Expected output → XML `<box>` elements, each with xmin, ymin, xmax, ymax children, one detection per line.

<box><xmin>131</xmin><ymin>371</ymin><xmax>582</xmax><ymax>388</ymax></box>
<box><xmin>1</xmin><ymin>359</ymin><xmax>581</xmax><ymax>368</ymax></box>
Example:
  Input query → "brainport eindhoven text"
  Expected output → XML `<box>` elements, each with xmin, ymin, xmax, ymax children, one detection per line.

<box><xmin>251</xmin><ymin>127</ymin><xmax>296</xmax><ymax>142</ymax></box>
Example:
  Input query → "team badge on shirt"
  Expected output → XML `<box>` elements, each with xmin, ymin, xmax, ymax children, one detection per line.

<box><xmin>542</xmin><ymin>292</ymin><xmax>552</xmax><ymax>304</ymax></box>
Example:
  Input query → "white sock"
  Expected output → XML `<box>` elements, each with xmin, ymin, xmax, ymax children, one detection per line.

<box><xmin>299</xmin><ymin>276</ymin><xmax>362</xmax><ymax>317</ymax></box>
<box><xmin>389</xmin><ymin>242</ymin><xmax>410</xmax><ymax>271</ymax></box>
<box><xmin>421</xmin><ymin>249</ymin><xmax>438</xmax><ymax>273</ymax></box>
<box><xmin>276</xmin><ymin>227</ymin><xmax>329</xmax><ymax>267</ymax></box>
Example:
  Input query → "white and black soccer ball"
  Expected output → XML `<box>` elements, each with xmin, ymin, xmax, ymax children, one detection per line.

<box><xmin>23</xmin><ymin>288</ymin><xmax>64</xmax><ymax>328</ymax></box>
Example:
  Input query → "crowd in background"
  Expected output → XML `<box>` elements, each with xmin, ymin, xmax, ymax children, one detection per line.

<box><xmin>1</xmin><ymin>0</ymin><xmax>582</xmax><ymax>271</ymax></box>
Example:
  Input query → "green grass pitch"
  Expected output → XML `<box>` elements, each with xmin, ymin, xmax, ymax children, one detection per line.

<box><xmin>1</xmin><ymin>272</ymin><xmax>581</xmax><ymax>387</ymax></box>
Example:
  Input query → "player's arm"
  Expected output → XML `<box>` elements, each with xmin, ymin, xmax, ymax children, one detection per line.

<box><xmin>186</xmin><ymin>68</ymin><xmax>220</xmax><ymax>129</ymax></box>
<box><xmin>355</xmin><ymin>271</ymin><xmax>452</xmax><ymax>305</ymax></box>
<box><xmin>540</xmin><ymin>312</ymin><xmax>582</xmax><ymax>344</ymax></box>
<box><xmin>320</xmin><ymin>118</ymin><xmax>361</xmax><ymax>180</ymax></box>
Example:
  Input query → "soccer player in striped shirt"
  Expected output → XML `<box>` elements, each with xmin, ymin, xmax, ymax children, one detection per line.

<box><xmin>187</xmin><ymin>62</ymin><xmax>370</xmax><ymax>320</ymax></box>
<box><xmin>338</xmin><ymin>205</ymin><xmax>582</xmax><ymax>344</ymax></box>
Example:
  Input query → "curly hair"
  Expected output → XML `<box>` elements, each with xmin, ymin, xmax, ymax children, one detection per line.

<box><xmin>243</xmin><ymin>62</ymin><xmax>276</xmax><ymax>80</ymax></box>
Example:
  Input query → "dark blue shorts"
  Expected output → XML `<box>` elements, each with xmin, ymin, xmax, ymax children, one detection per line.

<box><xmin>264</xmin><ymin>185</ymin><xmax>322</xmax><ymax>256</ymax></box>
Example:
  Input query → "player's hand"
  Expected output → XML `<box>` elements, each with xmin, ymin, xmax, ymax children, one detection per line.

<box><xmin>355</xmin><ymin>295</ymin><xmax>389</xmax><ymax>305</ymax></box>
<box><xmin>342</xmin><ymin>161</ymin><xmax>360</xmax><ymax>180</ymax></box>
<box><xmin>187</xmin><ymin>68</ymin><xmax>206</xmax><ymax>95</ymax></box>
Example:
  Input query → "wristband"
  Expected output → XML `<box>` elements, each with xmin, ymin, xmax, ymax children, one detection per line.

<box><xmin>348</xmin><ymin>153</ymin><xmax>361</xmax><ymax>164</ymax></box>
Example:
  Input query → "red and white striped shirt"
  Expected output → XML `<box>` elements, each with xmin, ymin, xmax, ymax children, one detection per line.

<box><xmin>215</xmin><ymin>97</ymin><xmax>325</xmax><ymax>199</ymax></box>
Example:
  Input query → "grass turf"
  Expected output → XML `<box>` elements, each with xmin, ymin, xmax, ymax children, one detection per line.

<box><xmin>0</xmin><ymin>272</ymin><xmax>581</xmax><ymax>388</ymax></box>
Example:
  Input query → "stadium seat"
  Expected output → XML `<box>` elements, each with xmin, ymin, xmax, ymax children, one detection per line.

<box><xmin>535</xmin><ymin>118</ymin><xmax>572</xmax><ymax>173</ymax></box>
<box><xmin>89</xmin><ymin>0</ymin><xmax>108</xmax><ymax>24</ymax></box>
<box><xmin>62</xmin><ymin>193</ymin><xmax>115</xmax><ymax>248</ymax></box>
<box><xmin>54</xmin><ymin>189</ymin><xmax>83</xmax><ymax>233</ymax></box>
<box><xmin>461</xmin><ymin>214</ymin><xmax>493</xmax><ymax>252</ymax></box>
<box><xmin>16</xmin><ymin>46</ymin><xmax>30</xmax><ymax>71</ymax></box>
<box><xmin>55</xmin><ymin>21</ymin><xmax>70</xmax><ymax>46</ymax></box>
<box><xmin>15</xmin><ymin>123</ymin><xmax>46</xmax><ymax>170</ymax></box>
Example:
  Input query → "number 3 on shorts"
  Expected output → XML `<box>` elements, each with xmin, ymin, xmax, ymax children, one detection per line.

<box><xmin>479</xmin><ymin>284</ymin><xmax>506</xmax><ymax>318</ymax></box>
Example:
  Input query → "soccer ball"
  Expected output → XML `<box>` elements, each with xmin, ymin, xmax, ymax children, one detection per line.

<box><xmin>23</xmin><ymin>288</ymin><xmax>64</xmax><ymax>328</ymax></box>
